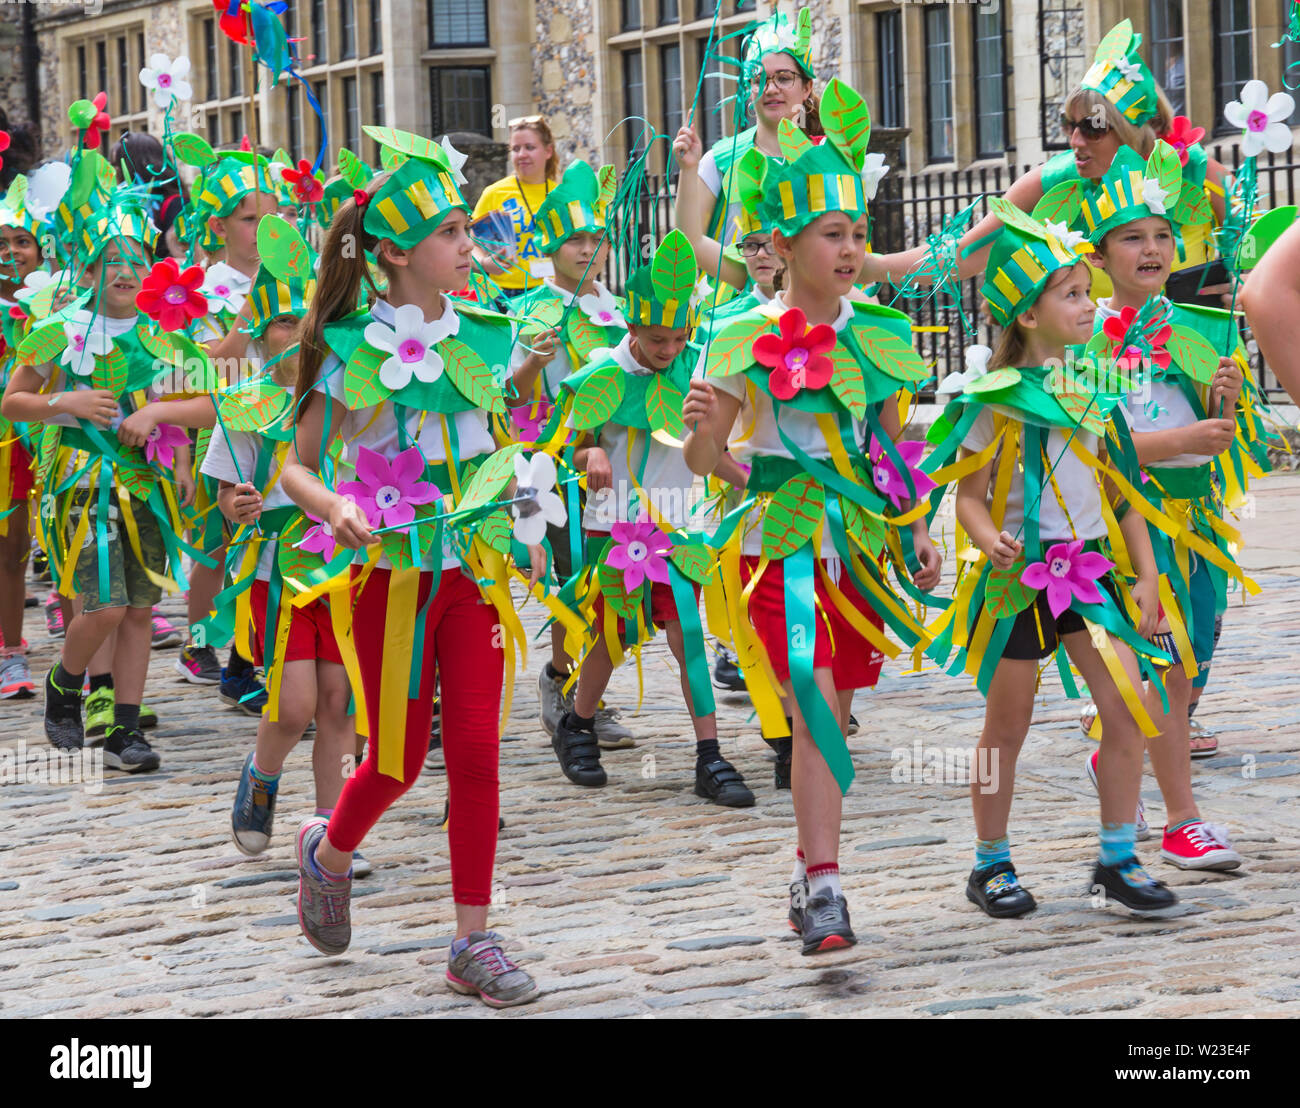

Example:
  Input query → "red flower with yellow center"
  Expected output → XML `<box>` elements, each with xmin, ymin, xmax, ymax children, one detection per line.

<box><xmin>752</xmin><ymin>307</ymin><xmax>837</xmax><ymax>401</ymax></box>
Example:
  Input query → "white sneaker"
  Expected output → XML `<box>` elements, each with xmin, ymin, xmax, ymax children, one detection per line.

<box><xmin>593</xmin><ymin>704</ymin><xmax>636</xmax><ymax>750</ymax></box>
<box><xmin>1085</xmin><ymin>749</ymin><xmax>1149</xmax><ymax>841</ymax></box>
<box><xmin>538</xmin><ymin>667</ymin><xmax>570</xmax><ymax>738</ymax></box>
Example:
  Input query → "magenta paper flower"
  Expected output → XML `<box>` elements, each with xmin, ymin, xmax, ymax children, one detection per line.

<box><xmin>868</xmin><ymin>436</ymin><xmax>936</xmax><ymax>510</ymax></box>
<box><xmin>512</xmin><ymin>397</ymin><xmax>553</xmax><ymax>442</ymax></box>
<box><xmin>1019</xmin><ymin>539</ymin><xmax>1115</xmax><ymax>619</ymax></box>
<box><xmin>295</xmin><ymin>509</ymin><xmax>340</xmax><ymax>561</ymax></box>
<box><xmin>606</xmin><ymin>515</ymin><xmax>672</xmax><ymax>594</ymax></box>
<box><xmin>144</xmin><ymin>423</ymin><xmax>190</xmax><ymax>468</ymax></box>
<box><xmin>336</xmin><ymin>445</ymin><xmax>440</xmax><ymax>530</ymax></box>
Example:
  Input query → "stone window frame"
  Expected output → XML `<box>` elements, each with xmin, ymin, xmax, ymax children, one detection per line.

<box><xmin>1213</xmin><ymin>0</ymin><xmax>1254</xmax><ymax>137</ymax></box>
<box><xmin>429</xmin><ymin>65</ymin><xmax>494</xmax><ymax>138</ymax></box>
<box><xmin>1036</xmin><ymin>0</ymin><xmax>1086</xmax><ymax>155</ymax></box>
<box><xmin>1148</xmin><ymin>0</ymin><xmax>1186</xmax><ymax>117</ymax></box>
<box><xmin>427</xmin><ymin>0</ymin><xmax>491</xmax><ymax>50</ymax></box>
<box><xmin>923</xmin><ymin>4</ymin><xmax>954</xmax><ymax>164</ymax></box>
<box><xmin>972</xmin><ymin>4</ymin><xmax>1008</xmax><ymax>160</ymax></box>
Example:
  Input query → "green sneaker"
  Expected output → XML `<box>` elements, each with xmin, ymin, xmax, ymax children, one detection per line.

<box><xmin>139</xmin><ymin>703</ymin><xmax>158</xmax><ymax>730</ymax></box>
<box><xmin>84</xmin><ymin>686</ymin><xmax>115</xmax><ymax>740</ymax></box>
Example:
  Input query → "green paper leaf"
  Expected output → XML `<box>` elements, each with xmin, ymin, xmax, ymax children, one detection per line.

<box><xmin>1147</xmin><ymin>141</ymin><xmax>1181</xmax><ymax>208</ymax></box>
<box><xmin>645</xmin><ymin>374</ymin><xmax>686</xmax><ymax>439</ymax></box>
<box><xmin>670</xmin><ymin>542</ymin><xmax>714</xmax><ymax>584</ymax></box>
<box><xmin>219</xmin><ymin>379</ymin><xmax>290</xmax><ymax>432</ymax></box>
<box><xmin>441</xmin><ymin>336</ymin><xmax>504</xmax><ymax>413</ymax></box>
<box><xmin>566</xmin><ymin>312</ymin><xmax>606</xmax><ymax>360</ymax></box>
<box><xmin>852</xmin><ymin>324</ymin><xmax>929</xmax><ymax>384</ymax></box>
<box><xmin>343</xmin><ymin>342</ymin><xmax>391</xmax><ymax>409</ymax></box>
<box><xmin>828</xmin><ymin>345</ymin><xmax>868</xmax><ymax>419</ymax></box>
<box><xmin>776</xmin><ymin>118</ymin><xmax>812</xmax><ymax>163</ymax></box>
<box><xmin>1093</xmin><ymin>19</ymin><xmax>1134</xmax><ymax>66</ymax></box>
<box><xmin>338</xmin><ymin>147</ymin><xmax>372</xmax><ymax>189</ymax></box>
<box><xmin>173</xmin><ymin>132</ymin><xmax>218</xmax><ymax>169</ymax></box>
<box><xmin>650</xmin><ymin>228</ymin><xmax>696</xmax><ymax>304</ymax></box>
<box><xmin>1165</xmin><ymin>325</ymin><xmax>1219</xmax><ymax>385</ymax></box>
<box><xmin>990</xmin><ymin>195</ymin><xmax>1052</xmax><ymax>242</ymax></box>
<box><xmin>707</xmin><ymin>317</ymin><xmax>768</xmax><ymax>378</ymax></box>
<box><xmin>117</xmin><ymin>463</ymin><xmax>156</xmax><ymax>502</ymax></box>
<box><xmin>1031</xmin><ymin>181</ymin><xmax>1086</xmax><ymax>228</ymax></box>
<box><xmin>1174</xmin><ymin>180</ymin><xmax>1213</xmax><ymax>231</ymax></box>
<box><xmin>67</xmin><ymin>150</ymin><xmax>108</xmax><ymax>209</ymax></box>
<box><xmin>840</xmin><ymin>496</ymin><xmax>888</xmax><ymax>557</ymax></box>
<box><xmin>820</xmin><ymin>78</ymin><xmax>871</xmax><ymax>169</ymax></box>
<box><xmin>597</xmin><ymin>560</ymin><xmax>639</xmax><ymax>619</ymax></box>
<box><xmin>734</xmin><ymin>146</ymin><xmax>768</xmax><ymax>214</ymax></box>
<box><xmin>480</xmin><ymin>507</ymin><xmax>514</xmax><ymax>554</ymax></box>
<box><xmin>1236</xmin><ymin>204</ymin><xmax>1296</xmax><ymax>268</ymax></box>
<box><xmin>5</xmin><ymin>174</ymin><xmax>27</xmax><ymax>210</ymax></box>
<box><xmin>362</xmin><ymin>126</ymin><xmax>448</xmax><ymax>170</ymax></box>
<box><xmin>521</xmin><ymin>296</ymin><xmax>563</xmax><ymax>333</ymax></box>
<box><xmin>569</xmin><ymin>361</ymin><xmax>625</xmax><ymax>430</ymax></box>
<box><xmin>257</xmin><ymin>216</ymin><xmax>311</xmax><ymax>282</ymax></box>
<box><xmin>596</xmin><ymin>164</ymin><xmax>617</xmax><ymax>210</ymax></box>
<box><xmin>458</xmin><ymin>442</ymin><xmax>525</xmax><ymax>515</ymax></box>
<box><xmin>1055</xmin><ymin>386</ymin><xmax>1107</xmax><ymax>434</ymax></box>
<box><xmin>966</xmin><ymin>367</ymin><xmax>1022</xmax><ymax>393</ymax></box>
<box><xmin>17</xmin><ymin>321</ymin><xmax>68</xmax><ymax>366</ymax></box>
<box><xmin>761</xmin><ymin>472</ymin><xmax>825</xmax><ymax>560</ymax></box>
<box><xmin>986</xmin><ymin>561</ymin><xmax>1036</xmax><ymax>618</ymax></box>
<box><xmin>91</xmin><ymin>347</ymin><xmax>128</xmax><ymax>394</ymax></box>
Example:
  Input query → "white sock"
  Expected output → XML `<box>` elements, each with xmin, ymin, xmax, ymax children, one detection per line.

<box><xmin>808</xmin><ymin>865</ymin><xmax>842</xmax><ymax>899</ymax></box>
<box><xmin>790</xmin><ymin>850</ymin><xmax>806</xmax><ymax>884</ymax></box>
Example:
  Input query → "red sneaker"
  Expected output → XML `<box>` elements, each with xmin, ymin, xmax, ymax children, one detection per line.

<box><xmin>1160</xmin><ymin>820</ymin><xmax>1241</xmax><ymax>871</ymax></box>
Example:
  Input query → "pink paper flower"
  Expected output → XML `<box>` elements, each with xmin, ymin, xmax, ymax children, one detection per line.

<box><xmin>605</xmin><ymin>515</ymin><xmax>672</xmax><ymax>595</ymax></box>
<box><xmin>296</xmin><ymin>508</ymin><xmax>342</xmax><ymax>561</ymax></box>
<box><xmin>336</xmin><ymin>445</ymin><xmax>440</xmax><ymax>530</ymax></box>
<box><xmin>868</xmin><ymin>436</ymin><xmax>936</xmax><ymax>510</ymax></box>
<box><xmin>144</xmin><ymin>423</ymin><xmax>190</xmax><ymax>468</ymax></box>
<box><xmin>1019</xmin><ymin>539</ymin><xmax>1115</xmax><ymax>619</ymax></box>
<box><xmin>512</xmin><ymin>397</ymin><xmax>553</xmax><ymax>442</ymax></box>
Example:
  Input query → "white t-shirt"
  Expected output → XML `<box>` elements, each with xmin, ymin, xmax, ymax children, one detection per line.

<box><xmin>193</xmin><ymin>261</ymin><xmax>255</xmax><ymax>345</ymax></box>
<box><xmin>576</xmin><ymin>337</ymin><xmax>698</xmax><ymax>532</ymax></box>
<box><xmin>703</xmin><ymin>294</ymin><xmax>860</xmax><ymax>556</ymax></box>
<box><xmin>963</xmin><ymin>407</ymin><xmax>1107</xmax><ymax>543</ymax></box>
<box><xmin>313</xmin><ymin>296</ymin><xmax>496</xmax><ymax>571</ymax></box>
<box><xmin>506</xmin><ymin>279</ymin><xmax>622</xmax><ymax>401</ymax></box>
<box><xmin>32</xmin><ymin>311</ymin><xmax>138</xmax><ymax>431</ymax></box>
<box><xmin>200</xmin><ymin>424</ymin><xmax>294</xmax><ymax>580</ymax></box>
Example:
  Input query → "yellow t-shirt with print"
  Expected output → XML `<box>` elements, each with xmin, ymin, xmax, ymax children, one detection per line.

<box><xmin>472</xmin><ymin>176</ymin><xmax>556</xmax><ymax>290</ymax></box>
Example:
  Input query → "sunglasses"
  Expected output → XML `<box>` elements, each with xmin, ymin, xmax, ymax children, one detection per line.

<box><xmin>1061</xmin><ymin>115</ymin><xmax>1110</xmax><ymax>140</ymax></box>
<box><xmin>508</xmin><ymin>115</ymin><xmax>545</xmax><ymax>127</ymax></box>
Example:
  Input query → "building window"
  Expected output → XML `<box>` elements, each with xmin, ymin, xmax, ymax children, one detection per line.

<box><xmin>77</xmin><ymin>45</ymin><xmax>87</xmax><ymax>99</ymax></box>
<box><xmin>116</xmin><ymin>36</ymin><xmax>129</xmax><ymax>113</ymax></box>
<box><xmin>341</xmin><ymin>0</ymin><xmax>357</xmax><ymax>59</ymax></box>
<box><xmin>973</xmin><ymin>6</ymin><xmax>1007</xmax><ymax>157</ymax></box>
<box><xmin>622</xmin><ymin>0</ymin><xmax>641</xmax><ymax>33</ymax></box>
<box><xmin>137</xmin><ymin>32</ymin><xmax>147</xmax><ymax>112</ymax></box>
<box><xmin>659</xmin><ymin>0</ymin><xmax>678</xmax><ymax>23</ymax></box>
<box><xmin>1214</xmin><ymin>1</ymin><xmax>1253</xmax><ymax>135</ymax></box>
<box><xmin>924</xmin><ymin>5</ymin><xmax>953</xmax><ymax>162</ymax></box>
<box><xmin>229</xmin><ymin>109</ymin><xmax>243</xmax><ymax>147</ymax></box>
<box><xmin>228</xmin><ymin>38</ymin><xmax>242</xmax><ymax>97</ymax></box>
<box><xmin>342</xmin><ymin>76</ymin><xmax>359</xmax><ymax>157</ymax></box>
<box><xmin>1038</xmin><ymin>0</ymin><xmax>1086</xmax><ymax>151</ymax></box>
<box><xmin>661</xmin><ymin>43</ymin><xmax>683</xmax><ymax>164</ymax></box>
<box><xmin>370</xmin><ymin>0</ymin><xmax>383</xmax><ymax>56</ymax></box>
<box><xmin>876</xmin><ymin>10</ymin><xmax>903</xmax><ymax>130</ymax></box>
<box><xmin>311</xmin><ymin>0</ymin><xmax>327</xmax><ymax>63</ymax></box>
<box><xmin>204</xmin><ymin>18</ymin><xmax>218</xmax><ymax>100</ymax></box>
<box><xmin>623</xmin><ymin>50</ymin><xmax>646</xmax><ymax>159</ymax></box>
<box><xmin>697</xmin><ymin>36</ymin><xmax>728</xmax><ymax>147</ymax></box>
<box><xmin>313</xmin><ymin>79</ymin><xmax>328</xmax><ymax>161</ymax></box>
<box><xmin>287</xmin><ymin>84</ymin><xmax>301</xmax><ymax>160</ymax></box>
<box><xmin>1148</xmin><ymin>0</ymin><xmax>1185</xmax><ymax>117</ymax></box>
<box><xmin>736</xmin><ymin>0</ymin><xmax>755</xmax><ymax>12</ymax></box>
<box><xmin>697</xmin><ymin>0</ymin><xmax>717</xmax><ymax>17</ymax></box>
<box><xmin>430</xmin><ymin>0</ymin><xmax>489</xmax><ymax>48</ymax></box>
<box><xmin>430</xmin><ymin>66</ymin><xmax>491</xmax><ymax>136</ymax></box>
<box><xmin>371</xmin><ymin>71</ymin><xmax>385</xmax><ymax>160</ymax></box>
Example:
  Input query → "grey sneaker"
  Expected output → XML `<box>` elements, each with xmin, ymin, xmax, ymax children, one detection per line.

<box><xmin>446</xmin><ymin>931</ymin><xmax>539</xmax><ymax>1008</ymax></box>
<box><xmin>538</xmin><ymin>667</ymin><xmax>571</xmax><ymax>738</ymax></box>
<box><xmin>232</xmin><ymin>751</ymin><xmax>277</xmax><ymax>855</ymax></box>
<box><xmin>788</xmin><ymin>878</ymin><xmax>809</xmax><ymax>933</ymax></box>
<box><xmin>799</xmin><ymin>893</ymin><xmax>857</xmax><ymax>955</ymax></box>
<box><xmin>593</xmin><ymin>703</ymin><xmax>636</xmax><ymax>750</ymax></box>
<box><xmin>0</xmin><ymin>651</ymin><xmax>35</xmax><ymax>699</ymax></box>
<box><xmin>295</xmin><ymin>817</ymin><xmax>352</xmax><ymax>955</ymax></box>
<box><xmin>43</xmin><ymin>667</ymin><xmax>84</xmax><ymax>751</ymax></box>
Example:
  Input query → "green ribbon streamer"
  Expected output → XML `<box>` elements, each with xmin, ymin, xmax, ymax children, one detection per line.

<box><xmin>667</xmin><ymin>560</ymin><xmax>715</xmax><ymax>718</ymax></box>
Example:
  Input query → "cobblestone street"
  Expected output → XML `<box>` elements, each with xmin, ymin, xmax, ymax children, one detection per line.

<box><xmin>2</xmin><ymin>477</ymin><xmax>1298</xmax><ymax>1019</ymax></box>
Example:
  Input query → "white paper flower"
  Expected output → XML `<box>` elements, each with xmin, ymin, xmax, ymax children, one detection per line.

<box><xmin>139</xmin><ymin>54</ymin><xmax>193</xmax><ymax>110</ymax></box>
<box><xmin>266</xmin><ymin>161</ymin><xmax>288</xmax><ymax>184</ymax></box>
<box><xmin>937</xmin><ymin>343</ymin><xmax>992</xmax><ymax>396</ymax></box>
<box><xmin>860</xmin><ymin>152</ymin><xmax>890</xmax><ymax>202</ymax></box>
<box><xmin>1044</xmin><ymin>220</ymin><xmax>1087</xmax><ymax>251</ymax></box>
<box><xmin>1224</xmin><ymin>80</ymin><xmax>1296</xmax><ymax>158</ymax></box>
<box><xmin>510</xmin><ymin>451</ymin><xmax>567</xmax><ymax>546</ymax></box>
<box><xmin>440</xmin><ymin>136</ymin><xmax>469</xmax><ymax>185</ymax></box>
<box><xmin>365</xmin><ymin>302</ymin><xmax>459</xmax><ymax>392</ymax></box>
<box><xmin>24</xmin><ymin>162</ymin><xmax>72</xmax><ymax>220</ymax></box>
<box><xmin>1115</xmin><ymin>57</ymin><xmax>1143</xmax><ymax>84</ymax></box>
<box><xmin>692</xmin><ymin>274</ymin><xmax>712</xmax><ymax>306</ymax></box>
<box><xmin>576</xmin><ymin>284</ymin><xmax>626</xmax><ymax>328</ymax></box>
<box><xmin>14</xmin><ymin>270</ymin><xmax>53</xmax><ymax>306</ymax></box>
<box><xmin>200</xmin><ymin>262</ymin><xmax>249</xmax><ymax>315</ymax></box>
<box><xmin>1140</xmin><ymin>177</ymin><xmax>1171</xmax><ymax>215</ymax></box>
<box><xmin>60</xmin><ymin>310</ymin><xmax>114</xmax><ymax>377</ymax></box>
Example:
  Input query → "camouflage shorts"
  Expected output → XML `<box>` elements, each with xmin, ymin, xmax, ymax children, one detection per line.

<box><xmin>61</xmin><ymin>487</ymin><xmax>167</xmax><ymax>612</ymax></box>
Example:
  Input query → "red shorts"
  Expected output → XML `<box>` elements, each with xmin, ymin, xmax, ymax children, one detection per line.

<box><xmin>593</xmin><ymin>577</ymin><xmax>700</xmax><ymax>633</ymax></box>
<box><xmin>5</xmin><ymin>443</ymin><xmax>35</xmax><ymax>502</ymax></box>
<box><xmin>739</xmin><ymin>554</ymin><xmax>886</xmax><ymax>691</ymax></box>
<box><xmin>249</xmin><ymin>578</ymin><xmax>344</xmax><ymax>667</ymax></box>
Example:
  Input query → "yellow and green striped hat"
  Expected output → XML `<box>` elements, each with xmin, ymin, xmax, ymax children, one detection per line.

<box><xmin>626</xmin><ymin>229</ymin><xmax>697</xmax><ymax>330</ymax></box>
<box><xmin>361</xmin><ymin>127</ymin><xmax>466</xmax><ymax>248</ymax></box>
<box><xmin>0</xmin><ymin>177</ymin><xmax>44</xmax><ymax>239</ymax></box>
<box><xmin>248</xmin><ymin>262</ymin><xmax>316</xmax><ymax>339</ymax></box>
<box><xmin>1080</xmin><ymin>141</ymin><xmax>1193</xmax><ymax>244</ymax></box>
<box><xmin>741</xmin><ymin>5</ymin><xmax>815</xmax><ymax>83</ymax></box>
<box><xmin>79</xmin><ymin>197</ymin><xmax>158</xmax><ymax>263</ymax></box>
<box><xmin>533</xmin><ymin>161</ymin><xmax>616</xmax><ymax>254</ymax></box>
<box><xmin>981</xmin><ymin>199</ymin><xmax>1085</xmax><ymax>327</ymax></box>
<box><xmin>1080</xmin><ymin>20</ymin><xmax>1159</xmax><ymax>127</ymax></box>
<box><xmin>195</xmin><ymin>156</ymin><xmax>273</xmax><ymax>219</ymax></box>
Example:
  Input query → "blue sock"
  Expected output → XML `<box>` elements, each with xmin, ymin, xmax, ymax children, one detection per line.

<box><xmin>975</xmin><ymin>836</ymin><xmax>1011</xmax><ymax>870</ymax></box>
<box><xmin>1098</xmin><ymin>823</ymin><xmax>1136</xmax><ymax>867</ymax></box>
<box><xmin>250</xmin><ymin>758</ymin><xmax>280</xmax><ymax>791</ymax></box>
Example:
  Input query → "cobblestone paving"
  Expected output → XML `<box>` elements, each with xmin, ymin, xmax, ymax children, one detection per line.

<box><xmin>1</xmin><ymin>477</ymin><xmax>1298</xmax><ymax>1019</ymax></box>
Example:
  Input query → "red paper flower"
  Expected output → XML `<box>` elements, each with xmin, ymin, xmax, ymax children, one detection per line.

<box><xmin>0</xmin><ymin>130</ymin><xmax>9</xmax><ymax>171</ymax></box>
<box><xmin>213</xmin><ymin>0</ymin><xmax>252</xmax><ymax>44</ymax></box>
<box><xmin>281</xmin><ymin>159</ymin><xmax>324</xmax><ymax>205</ymax></box>
<box><xmin>752</xmin><ymin>307</ymin><xmax>837</xmax><ymax>401</ymax></box>
<box><xmin>136</xmin><ymin>258</ymin><xmax>209</xmax><ymax>332</ymax></box>
<box><xmin>81</xmin><ymin>92</ymin><xmax>111</xmax><ymax>148</ymax></box>
<box><xmin>1102</xmin><ymin>306</ymin><xmax>1172</xmax><ymax>372</ymax></box>
<box><xmin>1157</xmin><ymin>116</ymin><xmax>1206</xmax><ymax>167</ymax></box>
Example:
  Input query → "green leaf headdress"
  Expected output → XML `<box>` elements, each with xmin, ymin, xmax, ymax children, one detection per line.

<box><xmin>1080</xmin><ymin>19</ymin><xmax>1160</xmax><ymax>127</ymax></box>
<box><xmin>77</xmin><ymin>192</ymin><xmax>158</xmax><ymax>264</ymax></box>
<box><xmin>626</xmin><ymin>228</ymin><xmax>697</xmax><ymax>329</ymax></box>
<box><xmin>756</xmin><ymin>78</ymin><xmax>870</xmax><ymax>238</ymax></box>
<box><xmin>248</xmin><ymin>215</ymin><xmax>317</xmax><ymax>339</ymax></box>
<box><xmin>532</xmin><ymin>160</ymin><xmax>617</xmax><ymax>254</ymax></box>
<box><xmin>360</xmin><ymin>126</ymin><xmax>467</xmax><ymax>248</ymax></box>
<box><xmin>741</xmin><ymin>4</ymin><xmax>815</xmax><ymax>84</ymax></box>
<box><xmin>315</xmin><ymin>148</ymin><xmax>377</xmax><ymax>231</ymax></box>
<box><xmin>981</xmin><ymin>198</ymin><xmax>1087</xmax><ymax>327</ymax></box>
<box><xmin>195</xmin><ymin>155</ymin><xmax>274</xmax><ymax>220</ymax></box>
<box><xmin>1075</xmin><ymin>140</ymin><xmax>1210</xmax><ymax>245</ymax></box>
<box><xmin>0</xmin><ymin>176</ymin><xmax>44</xmax><ymax>239</ymax></box>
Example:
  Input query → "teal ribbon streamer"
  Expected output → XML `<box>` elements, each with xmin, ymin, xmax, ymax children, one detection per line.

<box><xmin>667</xmin><ymin>560</ymin><xmax>715</xmax><ymax>718</ymax></box>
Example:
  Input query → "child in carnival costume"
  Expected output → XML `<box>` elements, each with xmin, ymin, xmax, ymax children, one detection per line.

<box><xmin>506</xmin><ymin>158</ymin><xmax>638</xmax><ymax>746</ymax></box>
<box><xmin>1063</xmin><ymin>139</ymin><xmax>1283</xmax><ymax>869</ymax></box>
<box><xmin>550</xmin><ymin>229</ymin><xmax>754</xmax><ymax>806</ymax></box>
<box><xmin>683</xmin><ymin>80</ymin><xmax>943</xmax><ymax>954</ymax></box>
<box><xmin>279</xmin><ymin>126</ymin><xmax>554</xmax><ymax>1005</ymax></box>
<box><xmin>924</xmin><ymin>198</ymin><xmax>1182</xmax><ymax>917</ymax></box>
<box><xmin>2</xmin><ymin>193</ymin><xmax>215</xmax><ymax>770</ymax></box>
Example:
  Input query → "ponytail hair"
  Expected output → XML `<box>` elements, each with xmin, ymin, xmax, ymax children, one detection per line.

<box><xmin>294</xmin><ymin>172</ymin><xmax>388</xmax><ymax>421</ymax></box>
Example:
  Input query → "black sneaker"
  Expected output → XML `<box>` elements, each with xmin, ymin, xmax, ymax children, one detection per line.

<box><xmin>552</xmin><ymin>712</ymin><xmax>606</xmax><ymax>786</ymax></box>
<box><xmin>439</xmin><ymin>799</ymin><xmax>505</xmax><ymax>832</ymax></box>
<box><xmin>43</xmin><ymin>667</ymin><xmax>84</xmax><ymax>751</ymax></box>
<box><xmin>694</xmin><ymin>757</ymin><xmax>755</xmax><ymax>807</ymax></box>
<box><xmin>788</xmin><ymin>878</ymin><xmax>809</xmax><ymax>932</ymax></box>
<box><xmin>965</xmin><ymin>861</ymin><xmax>1037</xmax><ymax>918</ymax></box>
<box><xmin>847</xmin><ymin>713</ymin><xmax>859</xmax><ymax>736</ymax></box>
<box><xmin>103</xmin><ymin>724</ymin><xmax>161</xmax><ymax>773</ymax></box>
<box><xmin>1092</xmin><ymin>857</ymin><xmax>1179</xmax><ymax>913</ymax></box>
<box><xmin>800</xmin><ymin>892</ymin><xmax>856</xmax><ymax>955</ymax></box>
<box><xmin>712</xmin><ymin>649</ymin><xmax>746</xmax><ymax>692</ymax></box>
<box><xmin>771</xmin><ymin>737</ymin><xmax>792</xmax><ymax>790</ymax></box>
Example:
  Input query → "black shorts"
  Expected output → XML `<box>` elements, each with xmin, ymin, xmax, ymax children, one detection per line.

<box><xmin>989</xmin><ymin>575</ymin><xmax>1124</xmax><ymax>661</ymax></box>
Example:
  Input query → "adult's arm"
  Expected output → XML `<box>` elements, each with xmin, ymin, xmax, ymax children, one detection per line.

<box><xmin>1241</xmin><ymin>219</ymin><xmax>1300</xmax><ymax>404</ymax></box>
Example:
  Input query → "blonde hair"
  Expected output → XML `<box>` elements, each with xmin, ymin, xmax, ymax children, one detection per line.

<box><xmin>989</xmin><ymin>316</ymin><xmax>1029</xmax><ymax>371</ymax></box>
<box><xmin>1062</xmin><ymin>85</ymin><xmax>1175</xmax><ymax>159</ymax></box>
<box><xmin>510</xmin><ymin>118</ymin><xmax>559</xmax><ymax>182</ymax></box>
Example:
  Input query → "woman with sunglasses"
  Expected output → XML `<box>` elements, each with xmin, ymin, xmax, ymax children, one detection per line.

<box><xmin>864</xmin><ymin>20</ymin><xmax>1228</xmax><ymax>301</ymax></box>
<box><xmin>471</xmin><ymin>115</ymin><xmax>560</xmax><ymax>299</ymax></box>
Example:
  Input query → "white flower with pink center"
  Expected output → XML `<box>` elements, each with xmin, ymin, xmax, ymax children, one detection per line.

<box><xmin>60</xmin><ymin>310</ymin><xmax>113</xmax><ymax>377</ymax></box>
<box><xmin>576</xmin><ymin>285</ymin><xmax>626</xmax><ymax>329</ymax></box>
<box><xmin>364</xmin><ymin>302</ymin><xmax>459</xmax><ymax>393</ymax></box>
<box><xmin>138</xmin><ymin>54</ymin><xmax>193</xmax><ymax>110</ymax></box>
<box><xmin>1224</xmin><ymin>80</ymin><xmax>1296</xmax><ymax>159</ymax></box>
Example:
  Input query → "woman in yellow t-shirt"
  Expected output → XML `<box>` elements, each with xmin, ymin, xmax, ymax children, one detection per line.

<box><xmin>472</xmin><ymin>116</ymin><xmax>560</xmax><ymax>297</ymax></box>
